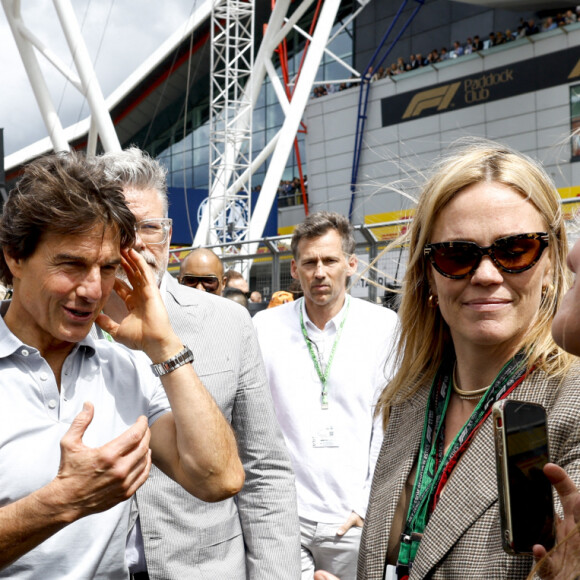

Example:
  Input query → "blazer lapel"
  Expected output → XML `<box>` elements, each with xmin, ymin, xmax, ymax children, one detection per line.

<box><xmin>165</xmin><ymin>274</ymin><xmax>202</xmax><ymax>315</ymax></box>
<box><xmin>410</xmin><ymin>370</ymin><xmax>550</xmax><ymax>577</ymax></box>
<box><xmin>163</xmin><ymin>274</ymin><xmax>237</xmax><ymax>376</ymax></box>
<box><xmin>362</xmin><ymin>388</ymin><xmax>428</xmax><ymax>578</ymax></box>
<box><xmin>411</xmin><ymin>415</ymin><xmax>498</xmax><ymax>577</ymax></box>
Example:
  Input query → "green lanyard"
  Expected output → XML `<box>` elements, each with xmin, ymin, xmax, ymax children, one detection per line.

<box><xmin>396</xmin><ymin>353</ymin><xmax>528</xmax><ymax>574</ymax></box>
<box><xmin>101</xmin><ymin>329</ymin><xmax>114</xmax><ymax>343</ymax></box>
<box><xmin>397</xmin><ymin>377</ymin><xmax>453</xmax><ymax>570</ymax></box>
<box><xmin>299</xmin><ymin>296</ymin><xmax>350</xmax><ymax>410</ymax></box>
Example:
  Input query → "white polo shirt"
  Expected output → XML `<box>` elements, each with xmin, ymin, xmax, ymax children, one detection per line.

<box><xmin>0</xmin><ymin>312</ymin><xmax>169</xmax><ymax>579</ymax></box>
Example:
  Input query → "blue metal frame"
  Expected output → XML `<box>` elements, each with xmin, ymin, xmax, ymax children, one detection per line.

<box><xmin>349</xmin><ymin>0</ymin><xmax>425</xmax><ymax>221</ymax></box>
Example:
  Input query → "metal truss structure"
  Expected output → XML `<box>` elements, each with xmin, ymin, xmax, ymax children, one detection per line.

<box><xmin>195</xmin><ymin>0</ymin><xmax>367</xmax><ymax>269</ymax></box>
<box><xmin>1</xmin><ymin>0</ymin><xmax>120</xmax><ymax>155</ymax></box>
<box><xmin>4</xmin><ymin>0</ymin><xmax>378</xmax><ymax>272</ymax></box>
<box><xmin>206</xmin><ymin>0</ymin><xmax>254</xmax><ymax>269</ymax></box>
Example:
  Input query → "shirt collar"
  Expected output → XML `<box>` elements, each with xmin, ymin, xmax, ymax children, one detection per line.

<box><xmin>0</xmin><ymin>306</ymin><xmax>24</xmax><ymax>358</ymax></box>
<box><xmin>0</xmin><ymin>300</ymin><xmax>96</xmax><ymax>359</ymax></box>
<box><xmin>301</xmin><ymin>294</ymin><xmax>350</xmax><ymax>332</ymax></box>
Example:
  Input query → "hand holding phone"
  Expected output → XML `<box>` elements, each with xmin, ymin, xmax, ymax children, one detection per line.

<box><xmin>493</xmin><ymin>400</ymin><xmax>555</xmax><ymax>554</ymax></box>
<box><xmin>532</xmin><ymin>464</ymin><xmax>580</xmax><ymax>579</ymax></box>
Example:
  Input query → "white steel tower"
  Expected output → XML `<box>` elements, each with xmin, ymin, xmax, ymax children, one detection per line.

<box><xmin>195</xmin><ymin>0</ymin><xmax>350</xmax><ymax>271</ymax></box>
<box><xmin>1</xmin><ymin>0</ymin><xmax>120</xmax><ymax>155</ymax></box>
<box><xmin>206</xmin><ymin>0</ymin><xmax>254</xmax><ymax>270</ymax></box>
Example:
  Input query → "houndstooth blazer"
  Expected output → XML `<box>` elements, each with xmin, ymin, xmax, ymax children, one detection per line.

<box><xmin>135</xmin><ymin>274</ymin><xmax>301</xmax><ymax>580</ymax></box>
<box><xmin>358</xmin><ymin>364</ymin><xmax>580</xmax><ymax>580</ymax></box>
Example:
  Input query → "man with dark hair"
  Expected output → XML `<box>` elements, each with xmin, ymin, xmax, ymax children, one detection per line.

<box><xmin>0</xmin><ymin>151</ymin><xmax>243</xmax><ymax>578</ymax></box>
<box><xmin>179</xmin><ymin>248</ymin><xmax>224</xmax><ymax>295</ymax></box>
<box><xmin>223</xmin><ymin>286</ymin><xmax>249</xmax><ymax>308</ymax></box>
<box><xmin>289</xmin><ymin>211</ymin><xmax>356</xmax><ymax>258</ymax></box>
<box><xmin>100</xmin><ymin>147</ymin><xmax>300</xmax><ymax>580</ymax></box>
<box><xmin>526</xmin><ymin>18</ymin><xmax>540</xmax><ymax>35</ymax></box>
<box><xmin>253</xmin><ymin>211</ymin><xmax>398</xmax><ymax>579</ymax></box>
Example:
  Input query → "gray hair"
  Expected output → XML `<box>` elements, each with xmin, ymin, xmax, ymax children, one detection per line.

<box><xmin>291</xmin><ymin>211</ymin><xmax>355</xmax><ymax>258</ymax></box>
<box><xmin>101</xmin><ymin>147</ymin><xmax>169</xmax><ymax>216</ymax></box>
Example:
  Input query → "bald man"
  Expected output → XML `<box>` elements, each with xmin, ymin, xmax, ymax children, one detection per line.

<box><xmin>179</xmin><ymin>248</ymin><xmax>224</xmax><ymax>295</ymax></box>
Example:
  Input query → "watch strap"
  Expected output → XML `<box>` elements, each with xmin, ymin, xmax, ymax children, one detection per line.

<box><xmin>151</xmin><ymin>346</ymin><xmax>194</xmax><ymax>377</ymax></box>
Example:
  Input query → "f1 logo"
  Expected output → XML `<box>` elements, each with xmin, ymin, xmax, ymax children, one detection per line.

<box><xmin>402</xmin><ymin>82</ymin><xmax>461</xmax><ymax>119</ymax></box>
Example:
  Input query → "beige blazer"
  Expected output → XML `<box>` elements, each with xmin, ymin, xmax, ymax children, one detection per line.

<box><xmin>358</xmin><ymin>365</ymin><xmax>580</xmax><ymax>580</ymax></box>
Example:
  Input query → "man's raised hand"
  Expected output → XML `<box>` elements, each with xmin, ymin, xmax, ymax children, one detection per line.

<box><xmin>97</xmin><ymin>248</ymin><xmax>175</xmax><ymax>358</ymax></box>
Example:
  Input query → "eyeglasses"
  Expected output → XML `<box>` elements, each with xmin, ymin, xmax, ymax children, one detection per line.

<box><xmin>179</xmin><ymin>274</ymin><xmax>221</xmax><ymax>292</ymax></box>
<box><xmin>423</xmin><ymin>232</ymin><xmax>549</xmax><ymax>279</ymax></box>
<box><xmin>135</xmin><ymin>218</ymin><xmax>172</xmax><ymax>245</ymax></box>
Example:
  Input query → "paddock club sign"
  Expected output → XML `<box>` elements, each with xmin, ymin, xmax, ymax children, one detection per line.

<box><xmin>381</xmin><ymin>45</ymin><xmax>580</xmax><ymax>127</ymax></box>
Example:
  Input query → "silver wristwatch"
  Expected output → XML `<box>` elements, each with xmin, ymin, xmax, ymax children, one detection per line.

<box><xmin>151</xmin><ymin>346</ymin><xmax>194</xmax><ymax>377</ymax></box>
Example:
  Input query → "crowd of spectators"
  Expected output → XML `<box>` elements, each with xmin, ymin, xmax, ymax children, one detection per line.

<box><xmin>251</xmin><ymin>177</ymin><xmax>309</xmax><ymax>208</ymax></box>
<box><xmin>313</xmin><ymin>8</ymin><xmax>579</xmax><ymax>95</ymax></box>
<box><xmin>277</xmin><ymin>176</ymin><xmax>308</xmax><ymax>207</ymax></box>
<box><xmin>312</xmin><ymin>76</ymin><xmax>359</xmax><ymax>97</ymax></box>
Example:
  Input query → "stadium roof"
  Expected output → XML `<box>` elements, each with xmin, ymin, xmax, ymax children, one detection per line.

<box><xmin>5</xmin><ymin>0</ymin><xmax>216</xmax><ymax>178</ymax></box>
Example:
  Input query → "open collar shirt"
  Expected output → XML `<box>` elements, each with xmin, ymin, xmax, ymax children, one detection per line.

<box><xmin>253</xmin><ymin>296</ymin><xmax>399</xmax><ymax>523</ymax></box>
<box><xmin>0</xmin><ymin>304</ymin><xmax>169</xmax><ymax>579</ymax></box>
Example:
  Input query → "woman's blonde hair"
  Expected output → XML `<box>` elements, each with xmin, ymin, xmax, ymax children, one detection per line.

<box><xmin>377</xmin><ymin>139</ymin><xmax>574</xmax><ymax>425</ymax></box>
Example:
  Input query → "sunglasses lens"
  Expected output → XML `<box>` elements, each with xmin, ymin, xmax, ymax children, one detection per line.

<box><xmin>181</xmin><ymin>276</ymin><xmax>219</xmax><ymax>291</ymax></box>
<box><xmin>202</xmin><ymin>279</ymin><xmax>220</xmax><ymax>291</ymax></box>
<box><xmin>494</xmin><ymin>237</ymin><xmax>543</xmax><ymax>271</ymax></box>
<box><xmin>431</xmin><ymin>244</ymin><xmax>479</xmax><ymax>277</ymax></box>
<box><xmin>427</xmin><ymin>234</ymin><xmax>547</xmax><ymax>278</ymax></box>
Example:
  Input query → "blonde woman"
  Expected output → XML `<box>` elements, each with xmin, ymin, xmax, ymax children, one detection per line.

<box><xmin>316</xmin><ymin>141</ymin><xmax>580</xmax><ymax>579</ymax></box>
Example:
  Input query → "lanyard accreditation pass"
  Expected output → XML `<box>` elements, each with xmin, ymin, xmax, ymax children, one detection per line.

<box><xmin>299</xmin><ymin>296</ymin><xmax>350</xmax><ymax>410</ymax></box>
<box><xmin>396</xmin><ymin>353</ymin><xmax>529</xmax><ymax>579</ymax></box>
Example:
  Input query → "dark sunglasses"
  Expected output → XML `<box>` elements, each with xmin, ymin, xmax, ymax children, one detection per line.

<box><xmin>179</xmin><ymin>274</ymin><xmax>221</xmax><ymax>292</ymax></box>
<box><xmin>423</xmin><ymin>232</ymin><xmax>549</xmax><ymax>279</ymax></box>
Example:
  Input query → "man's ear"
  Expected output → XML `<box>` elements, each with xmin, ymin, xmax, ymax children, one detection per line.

<box><xmin>3</xmin><ymin>249</ymin><xmax>22</xmax><ymax>281</ymax></box>
<box><xmin>346</xmin><ymin>253</ymin><xmax>358</xmax><ymax>277</ymax></box>
<box><xmin>291</xmin><ymin>258</ymin><xmax>298</xmax><ymax>280</ymax></box>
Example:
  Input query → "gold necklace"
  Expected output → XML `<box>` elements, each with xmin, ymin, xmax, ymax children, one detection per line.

<box><xmin>452</xmin><ymin>363</ymin><xmax>490</xmax><ymax>401</ymax></box>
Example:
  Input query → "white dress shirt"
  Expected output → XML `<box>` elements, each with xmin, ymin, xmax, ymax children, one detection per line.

<box><xmin>253</xmin><ymin>296</ymin><xmax>399</xmax><ymax>523</ymax></box>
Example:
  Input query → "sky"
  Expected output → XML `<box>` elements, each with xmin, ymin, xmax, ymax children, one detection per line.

<box><xmin>0</xmin><ymin>0</ymin><xmax>199</xmax><ymax>157</ymax></box>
